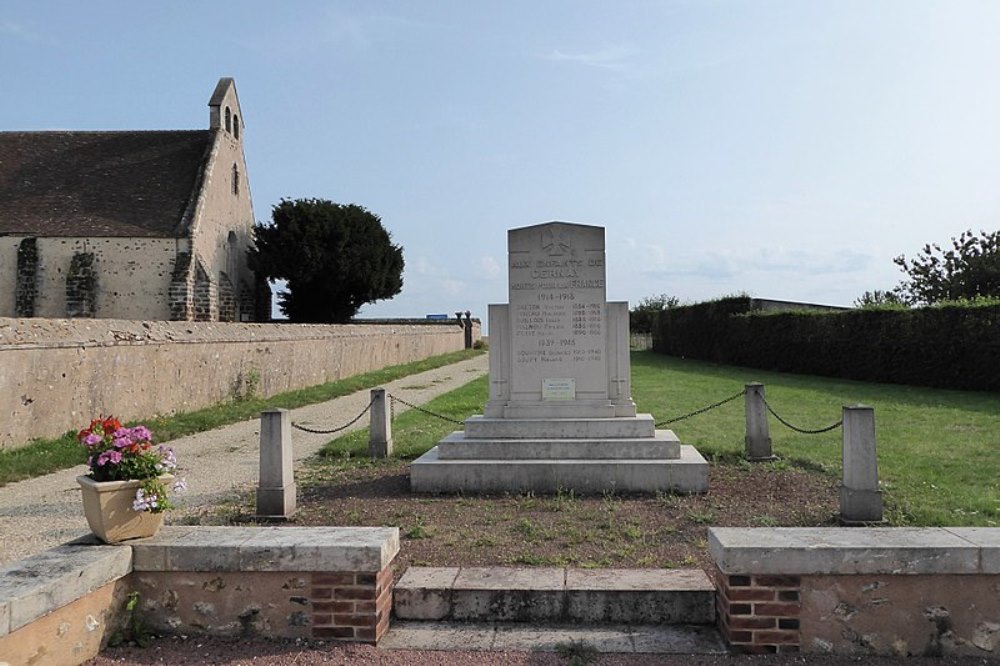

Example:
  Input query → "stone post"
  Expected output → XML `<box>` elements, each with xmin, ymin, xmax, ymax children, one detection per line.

<box><xmin>744</xmin><ymin>383</ymin><xmax>773</xmax><ymax>461</ymax></box>
<box><xmin>463</xmin><ymin>311</ymin><xmax>473</xmax><ymax>349</ymax></box>
<box><xmin>369</xmin><ymin>388</ymin><xmax>393</xmax><ymax>458</ymax></box>
<box><xmin>840</xmin><ymin>404</ymin><xmax>883</xmax><ymax>524</ymax></box>
<box><xmin>257</xmin><ymin>409</ymin><xmax>296</xmax><ymax>518</ymax></box>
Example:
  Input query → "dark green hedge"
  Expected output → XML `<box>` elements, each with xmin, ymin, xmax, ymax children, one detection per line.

<box><xmin>653</xmin><ymin>298</ymin><xmax>1000</xmax><ymax>391</ymax></box>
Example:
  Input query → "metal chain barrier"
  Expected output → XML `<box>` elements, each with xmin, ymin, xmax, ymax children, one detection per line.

<box><xmin>291</xmin><ymin>397</ymin><xmax>376</xmax><ymax>435</ymax></box>
<box><xmin>389</xmin><ymin>393</ymin><xmax>466</xmax><ymax>426</ymax></box>
<box><xmin>763</xmin><ymin>398</ymin><xmax>842</xmax><ymax>435</ymax></box>
<box><xmin>654</xmin><ymin>388</ymin><xmax>746</xmax><ymax>427</ymax></box>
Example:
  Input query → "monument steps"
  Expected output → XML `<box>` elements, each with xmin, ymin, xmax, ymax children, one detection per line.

<box><xmin>464</xmin><ymin>414</ymin><xmax>657</xmax><ymax>439</ymax></box>
<box><xmin>410</xmin><ymin>445</ymin><xmax>709</xmax><ymax>494</ymax></box>
<box><xmin>387</xmin><ymin>565</ymin><xmax>727</xmax><ymax>653</ymax></box>
<box><xmin>437</xmin><ymin>430</ymin><xmax>681</xmax><ymax>460</ymax></box>
<box><xmin>393</xmin><ymin>566</ymin><xmax>717</xmax><ymax>625</ymax></box>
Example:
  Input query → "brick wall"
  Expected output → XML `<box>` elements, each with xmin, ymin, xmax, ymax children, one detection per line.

<box><xmin>715</xmin><ymin>568</ymin><xmax>801</xmax><ymax>654</ymax></box>
<box><xmin>311</xmin><ymin>567</ymin><xmax>393</xmax><ymax>642</ymax></box>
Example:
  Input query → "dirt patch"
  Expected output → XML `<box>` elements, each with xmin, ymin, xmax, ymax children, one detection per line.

<box><xmin>251</xmin><ymin>457</ymin><xmax>841</xmax><ymax>576</ymax></box>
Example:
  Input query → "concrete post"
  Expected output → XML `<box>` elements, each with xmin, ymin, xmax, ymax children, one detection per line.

<box><xmin>840</xmin><ymin>404</ymin><xmax>883</xmax><ymax>524</ymax></box>
<box><xmin>369</xmin><ymin>388</ymin><xmax>393</xmax><ymax>458</ymax></box>
<box><xmin>257</xmin><ymin>409</ymin><xmax>296</xmax><ymax>519</ymax></box>
<box><xmin>744</xmin><ymin>383</ymin><xmax>773</xmax><ymax>461</ymax></box>
<box><xmin>463</xmin><ymin>311</ymin><xmax>473</xmax><ymax>349</ymax></box>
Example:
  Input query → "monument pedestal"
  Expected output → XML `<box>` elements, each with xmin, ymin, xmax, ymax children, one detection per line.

<box><xmin>411</xmin><ymin>222</ymin><xmax>709</xmax><ymax>495</ymax></box>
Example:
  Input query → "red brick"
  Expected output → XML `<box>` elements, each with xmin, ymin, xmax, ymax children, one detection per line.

<box><xmin>736</xmin><ymin>645</ymin><xmax>777</xmax><ymax>655</ymax></box>
<box><xmin>313</xmin><ymin>573</ymin><xmax>356</xmax><ymax>586</ymax></box>
<box><xmin>356</xmin><ymin>573</ymin><xmax>376</xmax><ymax>585</ymax></box>
<box><xmin>754</xmin><ymin>575</ymin><xmax>799</xmax><ymax>587</ymax></box>
<box><xmin>729</xmin><ymin>603</ymin><xmax>752</xmax><ymax>615</ymax></box>
<box><xmin>728</xmin><ymin>616</ymin><xmax>777</xmax><ymax>630</ymax></box>
<box><xmin>778</xmin><ymin>618</ymin><xmax>800</xmax><ymax>630</ymax></box>
<box><xmin>313</xmin><ymin>627</ymin><xmax>355</xmax><ymax>640</ymax></box>
<box><xmin>356</xmin><ymin>627</ymin><xmax>376</xmax><ymax>641</ymax></box>
<box><xmin>312</xmin><ymin>614</ymin><xmax>333</xmax><ymax>626</ymax></box>
<box><xmin>334</xmin><ymin>613</ymin><xmax>375</xmax><ymax>628</ymax></box>
<box><xmin>336</xmin><ymin>587</ymin><xmax>377</xmax><ymax>601</ymax></box>
<box><xmin>312</xmin><ymin>601</ymin><xmax>354</xmax><ymax>614</ymax></box>
<box><xmin>728</xmin><ymin>575</ymin><xmax>751</xmax><ymax>587</ymax></box>
<box><xmin>777</xmin><ymin>645</ymin><xmax>801</xmax><ymax>654</ymax></box>
<box><xmin>726</xmin><ymin>630</ymin><xmax>753</xmax><ymax>644</ymax></box>
<box><xmin>777</xmin><ymin>589</ymin><xmax>799</xmax><ymax>602</ymax></box>
<box><xmin>311</xmin><ymin>587</ymin><xmax>333</xmax><ymax>600</ymax></box>
<box><xmin>754</xmin><ymin>630</ymin><xmax>799</xmax><ymax>645</ymax></box>
<box><xmin>726</xmin><ymin>588</ymin><xmax>775</xmax><ymax>602</ymax></box>
<box><xmin>355</xmin><ymin>601</ymin><xmax>376</xmax><ymax>613</ymax></box>
<box><xmin>754</xmin><ymin>602</ymin><xmax>800</xmax><ymax>617</ymax></box>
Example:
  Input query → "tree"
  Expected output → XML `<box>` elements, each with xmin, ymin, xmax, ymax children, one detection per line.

<box><xmin>629</xmin><ymin>293</ymin><xmax>679</xmax><ymax>334</ymax></box>
<box><xmin>249</xmin><ymin>199</ymin><xmax>404</xmax><ymax>323</ymax></box>
<box><xmin>853</xmin><ymin>289</ymin><xmax>906</xmax><ymax>310</ymax></box>
<box><xmin>893</xmin><ymin>229</ymin><xmax>1000</xmax><ymax>305</ymax></box>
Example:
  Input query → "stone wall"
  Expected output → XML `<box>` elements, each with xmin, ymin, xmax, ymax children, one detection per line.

<box><xmin>0</xmin><ymin>317</ymin><xmax>477</xmax><ymax>450</ymax></box>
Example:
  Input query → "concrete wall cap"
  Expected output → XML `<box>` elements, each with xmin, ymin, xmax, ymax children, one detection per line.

<box><xmin>0</xmin><ymin>539</ymin><xmax>132</xmax><ymax>635</ymax></box>
<box><xmin>709</xmin><ymin>527</ymin><xmax>999</xmax><ymax>575</ymax></box>
<box><xmin>131</xmin><ymin>526</ymin><xmax>400</xmax><ymax>573</ymax></box>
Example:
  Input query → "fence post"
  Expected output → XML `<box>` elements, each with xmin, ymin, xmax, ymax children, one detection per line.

<box><xmin>369</xmin><ymin>388</ymin><xmax>393</xmax><ymax>458</ymax></box>
<box><xmin>744</xmin><ymin>382</ymin><xmax>774</xmax><ymax>461</ymax></box>
<box><xmin>840</xmin><ymin>404</ymin><xmax>883</xmax><ymax>524</ymax></box>
<box><xmin>257</xmin><ymin>409</ymin><xmax>296</xmax><ymax>519</ymax></box>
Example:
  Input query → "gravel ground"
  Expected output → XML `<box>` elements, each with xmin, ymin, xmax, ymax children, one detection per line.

<box><xmin>0</xmin><ymin>354</ymin><xmax>488</xmax><ymax>567</ymax></box>
<box><xmin>90</xmin><ymin>635</ymin><xmax>999</xmax><ymax>665</ymax></box>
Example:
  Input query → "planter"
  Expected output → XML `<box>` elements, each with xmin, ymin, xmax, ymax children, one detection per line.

<box><xmin>77</xmin><ymin>475</ymin><xmax>170</xmax><ymax>544</ymax></box>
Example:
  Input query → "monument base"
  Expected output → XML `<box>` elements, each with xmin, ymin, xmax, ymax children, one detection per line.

<box><xmin>410</xmin><ymin>442</ymin><xmax>709</xmax><ymax>495</ymax></box>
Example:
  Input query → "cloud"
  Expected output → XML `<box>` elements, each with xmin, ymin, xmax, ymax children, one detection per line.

<box><xmin>0</xmin><ymin>20</ymin><xmax>42</xmax><ymax>43</ymax></box>
<box><xmin>543</xmin><ymin>43</ymin><xmax>640</xmax><ymax>71</ymax></box>
<box><xmin>479</xmin><ymin>256</ymin><xmax>501</xmax><ymax>278</ymax></box>
<box><xmin>639</xmin><ymin>247</ymin><xmax>872</xmax><ymax>281</ymax></box>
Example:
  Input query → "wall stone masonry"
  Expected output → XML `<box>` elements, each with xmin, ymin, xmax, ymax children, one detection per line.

<box><xmin>0</xmin><ymin>317</ymin><xmax>478</xmax><ymax>449</ymax></box>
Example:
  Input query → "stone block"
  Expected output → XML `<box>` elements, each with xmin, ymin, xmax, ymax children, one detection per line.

<box><xmin>464</xmin><ymin>414</ymin><xmax>656</xmax><ymax>440</ymax></box>
<box><xmin>709</xmin><ymin>527</ymin><xmax>981</xmax><ymax>575</ymax></box>
<box><xmin>451</xmin><ymin>567</ymin><xmax>564</xmax><ymax>621</ymax></box>
<box><xmin>436</xmin><ymin>430</ymin><xmax>681</xmax><ymax>460</ymax></box>
<box><xmin>945</xmin><ymin>527</ymin><xmax>1000</xmax><ymax>573</ymax></box>
<box><xmin>411</xmin><ymin>445</ymin><xmax>707</xmax><ymax>495</ymax></box>
<box><xmin>0</xmin><ymin>542</ymin><xmax>131</xmax><ymax>632</ymax></box>
<box><xmin>394</xmin><ymin>567</ymin><xmax>460</xmax><ymax>620</ymax></box>
<box><xmin>564</xmin><ymin>569</ymin><xmax>715</xmax><ymax>624</ymax></box>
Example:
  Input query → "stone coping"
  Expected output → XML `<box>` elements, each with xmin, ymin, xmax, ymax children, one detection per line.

<box><xmin>397</xmin><ymin>566</ymin><xmax>713</xmax><ymax>592</ymax></box>
<box><xmin>709</xmin><ymin>527</ymin><xmax>1000</xmax><ymax>575</ymax></box>
<box><xmin>131</xmin><ymin>526</ymin><xmax>400</xmax><ymax>573</ymax></box>
<box><xmin>0</xmin><ymin>536</ymin><xmax>131</xmax><ymax>637</ymax></box>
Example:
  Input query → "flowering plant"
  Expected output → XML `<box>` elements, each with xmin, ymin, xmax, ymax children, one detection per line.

<box><xmin>78</xmin><ymin>416</ymin><xmax>185</xmax><ymax>513</ymax></box>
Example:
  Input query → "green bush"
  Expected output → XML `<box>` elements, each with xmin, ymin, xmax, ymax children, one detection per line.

<box><xmin>653</xmin><ymin>298</ymin><xmax>1000</xmax><ymax>391</ymax></box>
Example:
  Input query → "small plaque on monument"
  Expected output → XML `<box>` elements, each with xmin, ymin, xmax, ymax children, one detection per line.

<box><xmin>542</xmin><ymin>378</ymin><xmax>576</xmax><ymax>401</ymax></box>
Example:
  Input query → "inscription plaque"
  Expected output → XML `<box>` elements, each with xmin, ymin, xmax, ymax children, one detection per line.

<box><xmin>508</xmin><ymin>223</ymin><xmax>608</xmax><ymax>404</ymax></box>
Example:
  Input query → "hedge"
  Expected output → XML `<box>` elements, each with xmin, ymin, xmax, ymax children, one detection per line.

<box><xmin>652</xmin><ymin>298</ymin><xmax>1000</xmax><ymax>391</ymax></box>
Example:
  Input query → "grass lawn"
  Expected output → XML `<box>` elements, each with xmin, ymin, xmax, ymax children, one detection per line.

<box><xmin>0</xmin><ymin>349</ymin><xmax>483</xmax><ymax>487</ymax></box>
<box><xmin>320</xmin><ymin>351</ymin><xmax>1000</xmax><ymax>527</ymax></box>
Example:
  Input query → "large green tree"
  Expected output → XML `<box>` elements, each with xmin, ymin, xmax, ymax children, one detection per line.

<box><xmin>893</xmin><ymin>229</ymin><xmax>1000</xmax><ymax>305</ymax></box>
<box><xmin>249</xmin><ymin>199</ymin><xmax>404</xmax><ymax>323</ymax></box>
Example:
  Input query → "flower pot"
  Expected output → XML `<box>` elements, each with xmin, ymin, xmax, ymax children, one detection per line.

<box><xmin>77</xmin><ymin>475</ymin><xmax>170</xmax><ymax>544</ymax></box>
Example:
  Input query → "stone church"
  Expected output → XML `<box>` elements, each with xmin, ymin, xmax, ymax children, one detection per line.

<box><xmin>0</xmin><ymin>78</ymin><xmax>267</xmax><ymax>322</ymax></box>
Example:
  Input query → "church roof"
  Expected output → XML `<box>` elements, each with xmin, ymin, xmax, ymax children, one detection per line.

<box><xmin>0</xmin><ymin>130</ymin><xmax>213</xmax><ymax>238</ymax></box>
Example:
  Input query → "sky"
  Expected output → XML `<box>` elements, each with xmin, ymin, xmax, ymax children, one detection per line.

<box><xmin>4</xmin><ymin>1</ymin><xmax>1000</xmax><ymax>323</ymax></box>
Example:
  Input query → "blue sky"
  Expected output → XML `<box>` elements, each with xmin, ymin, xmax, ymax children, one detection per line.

<box><xmin>4</xmin><ymin>1</ymin><xmax>1000</xmax><ymax>321</ymax></box>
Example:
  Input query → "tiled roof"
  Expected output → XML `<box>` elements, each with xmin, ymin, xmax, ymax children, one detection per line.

<box><xmin>0</xmin><ymin>130</ymin><xmax>213</xmax><ymax>237</ymax></box>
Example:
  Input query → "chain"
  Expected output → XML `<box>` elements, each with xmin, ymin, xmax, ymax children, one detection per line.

<box><xmin>291</xmin><ymin>397</ymin><xmax>376</xmax><ymax>435</ymax></box>
<box><xmin>763</xmin><ymin>399</ymin><xmax>842</xmax><ymax>435</ymax></box>
<box><xmin>654</xmin><ymin>388</ymin><xmax>746</xmax><ymax>427</ymax></box>
<box><xmin>389</xmin><ymin>394</ymin><xmax>466</xmax><ymax>426</ymax></box>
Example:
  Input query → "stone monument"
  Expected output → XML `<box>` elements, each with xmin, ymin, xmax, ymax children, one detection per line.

<box><xmin>410</xmin><ymin>221</ymin><xmax>708</xmax><ymax>494</ymax></box>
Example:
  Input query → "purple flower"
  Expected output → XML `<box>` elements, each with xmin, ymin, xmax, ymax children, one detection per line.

<box><xmin>172</xmin><ymin>477</ymin><xmax>188</xmax><ymax>492</ymax></box>
<box><xmin>130</xmin><ymin>426</ymin><xmax>152</xmax><ymax>442</ymax></box>
<box><xmin>83</xmin><ymin>433</ymin><xmax>102</xmax><ymax>447</ymax></box>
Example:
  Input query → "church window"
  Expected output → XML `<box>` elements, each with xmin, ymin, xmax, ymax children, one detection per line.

<box><xmin>225</xmin><ymin>107</ymin><xmax>232</xmax><ymax>133</ymax></box>
<box><xmin>233</xmin><ymin>114</ymin><xmax>240</xmax><ymax>139</ymax></box>
<box><xmin>232</xmin><ymin>163</ymin><xmax>240</xmax><ymax>196</ymax></box>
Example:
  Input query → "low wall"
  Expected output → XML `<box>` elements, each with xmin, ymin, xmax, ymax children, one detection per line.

<box><xmin>0</xmin><ymin>526</ymin><xmax>400</xmax><ymax>666</ymax></box>
<box><xmin>0</xmin><ymin>317</ymin><xmax>479</xmax><ymax>450</ymax></box>
<box><xmin>709</xmin><ymin>527</ymin><xmax>1000</xmax><ymax>657</ymax></box>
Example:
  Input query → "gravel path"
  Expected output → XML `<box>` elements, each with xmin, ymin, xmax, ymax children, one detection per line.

<box><xmin>0</xmin><ymin>354</ymin><xmax>488</xmax><ymax>567</ymax></box>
